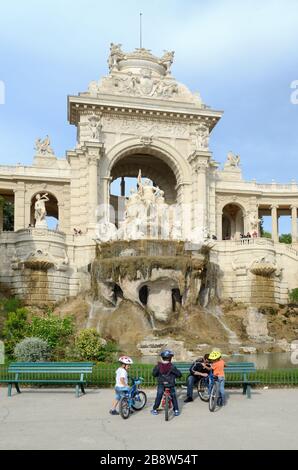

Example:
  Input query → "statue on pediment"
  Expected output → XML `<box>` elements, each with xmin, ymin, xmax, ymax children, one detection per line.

<box><xmin>226</xmin><ymin>151</ymin><xmax>240</xmax><ymax>167</ymax></box>
<box><xmin>108</xmin><ymin>43</ymin><xmax>125</xmax><ymax>71</ymax></box>
<box><xmin>35</xmin><ymin>135</ymin><xmax>54</xmax><ymax>155</ymax></box>
<box><xmin>159</xmin><ymin>50</ymin><xmax>175</xmax><ymax>75</ymax></box>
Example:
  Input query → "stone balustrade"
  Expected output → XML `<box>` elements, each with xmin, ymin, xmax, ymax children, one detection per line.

<box><xmin>15</xmin><ymin>228</ymin><xmax>66</xmax><ymax>244</ymax></box>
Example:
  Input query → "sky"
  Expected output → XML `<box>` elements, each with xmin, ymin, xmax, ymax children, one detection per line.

<box><xmin>0</xmin><ymin>0</ymin><xmax>297</xmax><ymax>232</ymax></box>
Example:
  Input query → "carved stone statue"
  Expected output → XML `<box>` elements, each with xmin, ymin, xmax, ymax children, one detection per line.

<box><xmin>248</xmin><ymin>212</ymin><xmax>260</xmax><ymax>231</ymax></box>
<box><xmin>34</xmin><ymin>193</ymin><xmax>49</xmax><ymax>228</ymax></box>
<box><xmin>96</xmin><ymin>221</ymin><xmax>117</xmax><ymax>242</ymax></box>
<box><xmin>154</xmin><ymin>77</ymin><xmax>178</xmax><ymax>97</ymax></box>
<box><xmin>108</xmin><ymin>43</ymin><xmax>124</xmax><ymax>71</ymax></box>
<box><xmin>141</xmin><ymin>179</ymin><xmax>157</xmax><ymax>207</ymax></box>
<box><xmin>226</xmin><ymin>151</ymin><xmax>240</xmax><ymax>167</ymax></box>
<box><xmin>35</xmin><ymin>135</ymin><xmax>54</xmax><ymax>155</ymax></box>
<box><xmin>88</xmin><ymin>80</ymin><xmax>98</xmax><ymax>95</ymax></box>
<box><xmin>159</xmin><ymin>50</ymin><xmax>175</xmax><ymax>75</ymax></box>
<box><xmin>194</xmin><ymin>123</ymin><xmax>209</xmax><ymax>151</ymax></box>
<box><xmin>171</xmin><ymin>220</ymin><xmax>182</xmax><ymax>240</ymax></box>
<box><xmin>155</xmin><ymin>186</ymin><xmax>165</xmax><ymax>204</ymax></box>
<box><xmin>88</xmin><ymin>114</ymin><xmax>103</xmax><ymax>140</ymax></box>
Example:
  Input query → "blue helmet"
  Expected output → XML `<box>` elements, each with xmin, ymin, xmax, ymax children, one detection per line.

<box><xmin>160</xmin><ymin>349</ymin><xmax>174</xmax><ymax>359</ymax></box>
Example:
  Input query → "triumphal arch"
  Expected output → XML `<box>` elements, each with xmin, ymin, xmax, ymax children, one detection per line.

<box><xmin>0</xmin><ymin>44</ymin><xmax>297</xmax><ymax>308</ymax></box>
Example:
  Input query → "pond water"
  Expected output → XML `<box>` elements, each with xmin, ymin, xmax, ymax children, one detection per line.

<box><xmin>135</xmin><ymin>352</ymin><xmax>297</xmax><ymax>370</ymax></box>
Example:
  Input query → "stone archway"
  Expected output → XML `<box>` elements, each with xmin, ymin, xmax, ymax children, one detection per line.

<box><xmin>111</xmin><ymin>152</ymin><xmax>178</xmax><ymax>203</ymax></box>
<box><xmin>222</xmin><ymin>203</ymin><xmax>245</xmax><ymax>240</ymax></box>
<box><xmin>107</xmin><ymin>141</ymin><xmax>188</xmax><ymax>230</ymax></box>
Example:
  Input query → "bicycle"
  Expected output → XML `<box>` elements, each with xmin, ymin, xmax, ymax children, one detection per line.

<box><xmin>161</xmin><ymin>382</ymin><xmax>177</xmax><ymax>421</ymax></box>
<box><xmin>119</xmin><ymin>377</ymin><xmax>147</xmax><ymax>419</ymax></box>
<box><xmin>197</xmin><ymin>375</ymin><xmax>210</xmax><ymax>402</ymax></box>
<box><xmin>208</xmin><ymin>376</ymin><xmax>222</xmax><ymax>412</ymax></box>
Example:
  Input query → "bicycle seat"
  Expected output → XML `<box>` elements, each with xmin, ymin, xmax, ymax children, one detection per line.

<box><xmin>162</xmin><ymin>382</ymin><xmax>172</xmax><ymax>388</ymax></box>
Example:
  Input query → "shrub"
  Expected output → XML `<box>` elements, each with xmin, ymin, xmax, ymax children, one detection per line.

<box><xmin>75</xmin><ymin>328</ymin><xmax>105</xmax><ymax>361</ymax></box>
<box><xmin>2</xmin><ymin>298</ymin><xmax>22</xmax><ymax>314</ymax></box>
<box><xmin>289</xmin><ymin>288</ymin><xmax>298</xmax><ymax>304</ymax></box>
<box><xmin>279</xmin><ymin>233</ymin><xmax>292</xmax><ymax>244</ymax></box>
<box><xmin>3</xmin><ymin>308</ymin><xmax>29</xmax><ymax>355</ymax></box>
<box><xmin>28</xmin><ymin>312</ymin><xmax>74</xmax><ymax>349</ymax></box>
<box><xmin>75</xmin><ymin>328</ymin><xmax>116</xmax><ymax>361</ymax></box>
<box><xmin>14</xmin><ymin>337</ymin><xmax>51</xmax><ymax>362</ymax></box>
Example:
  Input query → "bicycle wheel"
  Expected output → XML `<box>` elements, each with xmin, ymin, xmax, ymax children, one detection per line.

<box><xmin>209</xmin><ymin>382</ymin><xmax>218</xmax><ymax>412</ymax></box>
<box><xmin>132</xmin><ymin>391</ymin><xmax>147</xmax><ymax>410</ymax></box>
<box><xmin>165</xmin><ymin>394</ymin><xmax>170</xmax><ymax>421</ymax></box>
<box><xmin>119</xmin><ymin>396</ymin><xmax>130</xmax><ymax>419</ymax></box>
<box><xmin>198</xmin><ymin>378</ymin><xmax>209</xmax><ymax>402</ymax></box>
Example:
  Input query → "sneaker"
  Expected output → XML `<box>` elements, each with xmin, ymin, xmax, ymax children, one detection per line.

<box><xmin>150</xmin><ymin>409</ymin><xmax>158</xmax><ymax>415</ymax></box>
<box><xmin>184</xmin><ymin>397</ymin><xmax>193</xmax><ymax>403</ymax></box>
<box><xmin>174</xmin><ymin>410</ymin><xmax>180</xmax><ymax>416</ymax></box>
<box><xmin>109</xmin><ymin>409</ymin><xmax>119</xmax><ymax>415</ymax></box>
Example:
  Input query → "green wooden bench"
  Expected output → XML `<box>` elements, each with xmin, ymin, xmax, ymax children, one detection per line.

<box><xmin>175</xmin><ymin>361</ymin><xmax>259</xmax><ymax>398</ymax></box>
<box><xmin>0</xmin><ymin>362</ymin><xmax>94</xmax><ymax>398</ymax></box>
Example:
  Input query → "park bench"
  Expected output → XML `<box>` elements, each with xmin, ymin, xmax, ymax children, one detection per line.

<box><xmin>175</xmin><ymin>361</ymin><xmax>259</xmax><ymax>398</ymax></box>
<box><xmin>0</xmin><ymin>362</ymin><xmax>94</xmax><ymax>398</ymax></box>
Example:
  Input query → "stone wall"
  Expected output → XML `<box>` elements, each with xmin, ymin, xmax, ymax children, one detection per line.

<box><xmin>212</xmin><ymin>239</ymin><xmax>298</xmax><ymax>305</ymax></box>
<box><xmin>0</xmin><ymin>229</ymin><xmax>94</xmax><ymax>305</ymax></box>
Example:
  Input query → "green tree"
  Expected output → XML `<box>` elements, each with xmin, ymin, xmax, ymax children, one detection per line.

<box><xmin>289</xmin><ymin>288</ymin><xmax>298</xmax><ymax>303</ymax></box>
<box><xmin>0</xmin><ymin>197</ymin><xmax>14</xmax><ymax>231</ymax></box>
<box><xmin>75</xmin><ymin>328</ymin><xmax>117</xmax><ymax>362</ymax></box>
<box><xmin>279</xmin><ymin>233</ymin><xmax>292</xmax><ymax>244</ymax></box>
<box><xmin>28</xmin><ymin>312</ymin><xmax>74</xmax><ymax>350</ymax></box>
<box><xmin>262</xmin><ymin>231</ymin><xmax>272</xmax><ymax>239</ymax></box>
<box><xmin>3</xmin><ymin>308</ymin><xmax>29</xmax><ymax>355</ymax></box>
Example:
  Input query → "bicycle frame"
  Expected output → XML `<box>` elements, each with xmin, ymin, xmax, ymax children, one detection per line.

<box><xmin>121</xmin><ymin>378</ymin><xmax>143</xmax><ymax>406</ymax></box>
<box><xmin>161</xmin><ymin>385</ymin><xmax>173</xmax><ymax>409</ymax></box>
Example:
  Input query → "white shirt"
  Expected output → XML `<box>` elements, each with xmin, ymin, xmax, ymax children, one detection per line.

<box><xmin>115</xmin><ymin>367</ymin><xmax>128</xmax><ymax>387</ymax></box>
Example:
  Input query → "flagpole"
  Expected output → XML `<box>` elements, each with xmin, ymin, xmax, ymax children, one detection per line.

<box><xmin>140</xmin><ymin>12</ymin><xmax>142</xmax><ymax>48</ymax></box>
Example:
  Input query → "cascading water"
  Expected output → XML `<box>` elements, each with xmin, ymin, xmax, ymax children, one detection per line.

<box><xmin>204</xmin><ymin>305</ymin><xmax>241</xmax><ymax>347</ymax></box>
<box><xmin>86</xmin><ymin>299</ymin><xmax>115</xmax><ymax>332</ymax></box>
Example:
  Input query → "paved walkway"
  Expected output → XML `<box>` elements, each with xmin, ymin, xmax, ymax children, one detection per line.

<box><xmin>0</xmin><ymin>386</ymin><xmax>297</xmax><ymax>450</ymax></box>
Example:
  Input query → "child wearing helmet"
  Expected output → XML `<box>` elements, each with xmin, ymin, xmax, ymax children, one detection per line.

<box><xmin>151</xmin><ymin>349</ymin><xmax>182</xmax><ymax>417</ymax></box>
<box><xmin>109</xmin><ymin>355</ymin><xmax>133</xmax><ymax>415</ymax></box>
<box><xmin>208</xmin><ymin>350</ymin><xmax>225</xmax><ymax>406</ymax></box>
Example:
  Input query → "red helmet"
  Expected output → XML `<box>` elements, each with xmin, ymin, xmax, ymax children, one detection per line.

<box><xmin>118</xmin><ymin>355</ymin><xmax>133</xmax><ymax>365</ymax></box>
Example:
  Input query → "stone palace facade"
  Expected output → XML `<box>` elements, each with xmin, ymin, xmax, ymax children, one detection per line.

<box><xmin>0</xmin><ymin>44</ymin><xmax>297</xmax><ymax>305</ymax></box>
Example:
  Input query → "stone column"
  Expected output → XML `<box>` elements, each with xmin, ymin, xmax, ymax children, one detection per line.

<box><xmin>291</xmin><ymin>205</ymin><xmax>297</xmax><ymax>243</ymax></box>
<box><xmin>270</xmin><ymin>204</ymin><xmax>279</xmax><ymax>242</ymax></box>
<box><xmin>188</xmin><ymin>151</ymin><xmax>210</xmax><ymax>240</ymax></box>
<box><xmin>84</xmin><ymin>142</ymin><xmax>104</xmax><ymax>233</ymax></box>
<box><xmin>120</xmin><ymin>177</ymin><xmax>125</xmax><ymax>197</ymax></box>
<box><xmin>14</xmin><ymin>182</ymin><xmax>26</xmax><ymax>231</ymax></box>
<box><xmin>216</xmin><ymin>209</ymin><xmax>223</xmax><ymax>240</ymax></box>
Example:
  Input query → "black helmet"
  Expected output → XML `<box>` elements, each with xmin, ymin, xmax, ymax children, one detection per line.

<box><xmin>160</xmin><ymin>349</ymin><xmax>174</xmax><ymax>359</ymax></box>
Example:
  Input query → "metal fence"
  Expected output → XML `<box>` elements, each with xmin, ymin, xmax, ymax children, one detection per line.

<box><xmin>1</xmin><ymin>364</ymin><xmax>298</xmax><ymax>387</ymax></box>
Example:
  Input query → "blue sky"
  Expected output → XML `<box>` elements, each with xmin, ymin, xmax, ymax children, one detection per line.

<box><xmin>0</xmin><ymin>0</ymin><xmax>297</xmax><ymax>232</ymax></box>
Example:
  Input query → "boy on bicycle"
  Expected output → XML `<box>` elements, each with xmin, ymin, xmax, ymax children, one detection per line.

<box><xmin>208</xmin><ymin>350</ymin><xmax>225</xmax><ymax>406</ymax></box>
<box><xmin>109</xmin><ymin>355</ymin><xmax>133</xmax><ymax>415</ymax></box>
<box><xmin>151</xmin><ymin>349</ymin><xmax>182</xmax><ymax>417</ymax></box>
